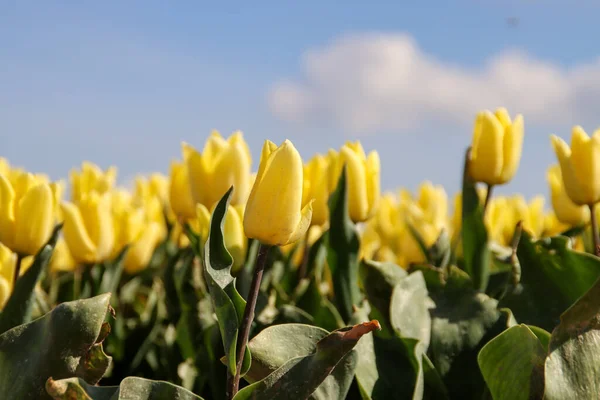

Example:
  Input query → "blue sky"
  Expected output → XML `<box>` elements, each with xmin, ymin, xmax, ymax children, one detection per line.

<box><xmin>2</xmin><ymin>1</ymin><xmax>600</xmax><ymax>205</ymax></box>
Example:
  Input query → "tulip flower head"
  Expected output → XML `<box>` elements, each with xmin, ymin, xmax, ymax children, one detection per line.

<box><xmin>329</xmin><ymin>141</ymin><xmax>380</xmax><ymax>223</ymax></box>
<box><xmin>469</xmin><ymin>108</ymin><xmax>524</xmax><ymax>186</ymax></box>
<box><xmin>302</xmin><ymin>154</ymin><xmax>331</xmax><ymax>227</ymax></box>
<box><xmin>183</xmin><ymin>131</ymin><xmax>252</xmax><ymax>209</ymax></box>
<box><xmin>169</xmin><ymin>160</ymin><xmax>196</xmax><ymax>220</ymax></box>
<box><xmin>244</xmin><ymin>140</ymin><xmax>313</xmax><ymax>246</ymax></box>
<box><xmin>0</xmin><ymin>173</ymin><xmax>55</xmax><ymax>256</ymax></box>
<box><xmin>551</xmin><ymin>126</ymin><xmax>600</xmax><ymax>206</ymax></box>
<box><xmin>70</xmin><ymin>162</ymin><xmax>117</xmax><ymax>204</ymax></box>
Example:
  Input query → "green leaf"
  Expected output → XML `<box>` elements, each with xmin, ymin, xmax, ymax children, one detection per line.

<box><xmin>45</xmin><ymin>376</ymin><xmax>204</xmax><ymax>399</ymax></box>
<box><xmin>351</xmin><ymin>305</ymin><xmax>447</xmax><ymax>400</ymax></box>
<box><xmin>234</xmin><ymin>321</ymin><xmax>379</xmax><ymax>400</ymax></box>
<box><xmin>501</xmin><ymin>231</ymin><xmax>600</xmax><ymax>330</ymax></box>
<box><xmin>544</xmin><ymin>277</ymin><xmax>600</xmax><ymax>400</ymax></box>
<box><xmin>327</xmin><ymin>166</ymin><xmax>362</xmax><ymax>322</ymax></box>
<box><xmin>478</xmin><ymin>325</ymin><xmax>546</xmax><ymax>400</ymax></box>
<box><xmin>390</xmin><ymin>271</ymin><xmax>432</xmax><ymax>350</ymax></box>
<box><xmin>461</xmin><ymin>148</ymin><xmax>491</xmax><ymax>291</ymax></box>
<box><xmin>360</xmin><ymin>259</ymin><xmax>407</xmax><ymax>335</ymax></box>
<box><xmin>429</xmin><ymin>278</ymin><xmax>512</xmax><ymax>398</ymax></box>
<box><xmin>244</xmin><ymin>323</ymin><xmax>355</xmax><ymax>400</ymax></box>
<box><xmin>0</xmin><ymin>224</ymin><xmax>61</xmax><ymax>334</ymax></box>
<box><xmin>203</xmin><ymin>187</ymin><xmax>251</xmax><ymax>377</ymax></box>
<box><xmin>0</xmin><ymin>294</ymin><xmax>112</xmax><ymax>399</ymax></box>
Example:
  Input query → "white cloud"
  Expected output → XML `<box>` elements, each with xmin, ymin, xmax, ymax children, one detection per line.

<box><xmin>267</xmin><ymin>32</ymin><xmax>600</xmax><ymax>134</ymax></box>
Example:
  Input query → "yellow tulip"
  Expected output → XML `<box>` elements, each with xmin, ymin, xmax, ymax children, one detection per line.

<box><xmin>169</xmin><ymin>160</ymin><xmax>196</xmax><ymax>220</ymax></box>
<box><xmin>183</xmin><ymin>131</ymin><xmax>252</xmax><ymax>208</ymax></box>
<box><xmin>469</xmin><ymin>108</ymin><xmax>524</xmax><ymax>186</ymax></box>
<box><xmin>124</xmin><ymin>222</ymin><xmax>163</xmax><ymax>274</ymax></box>
<box><xmin>375</xmin><ymin>194</ymin><xmax>400</xmax><ymax>242</ymax></box>
<box><xmin>189</xmin><ymin>203</ymin><xmax>212</xmax><ymax>242</ymax></box>
<box><xmin>329</xmin><ymin>142</ymin><xmax>380</xmax><ymax>222</ymax></box>
<box><xmin>543</xmin><ymin>212</ymin><xmax>570</xmax><ymax>238</ymax></box>
<box><xmin>0</xmin><ymin>173</ymin><xmax>54</xmax><ymax>256</ymax></box>
<box><xmin>485</xmin><ymin>197</ymin><xmax>512</xmax><ymax>246</ymax></box>
<box><xmin>0</xmin><ymin>158</ymin><xmax>9</xmax><ymax>177</ymax></box>
<box><xmin>302</xmin><ymin>154</ymin><xmax>330</xmax><ymax>226</ymax></box>
<box><xmin>61</xmin><ymin>192</ymin><xmax>115</xmax><ymax>264</ymax></box>
<box><xmin>70</xmin><ymin>162</ymin><xmax>117</xmax><ymax>203</ymax></box>
<box><xmin>551</xmin><ymin>126</ymin><xmax>600</xmax><ymax>206</ymax></box>
<box><xmin>511</xmin><ymin>195</ymin><xmax>545</xmax><ymax>240</ymax></box>
<box><xmin>244</xmin><ymin>140</ymin><xmax>313</xmax><ymax>246</ymax></box>
<box><xmin>547</xmin><ymin>164</ymin><xmax>589</xmax><ymax>226</ymax></box>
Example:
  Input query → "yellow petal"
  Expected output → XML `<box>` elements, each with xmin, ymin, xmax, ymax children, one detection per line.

<box><xmin>224</xmin><ymin>205</ymin><xmax>247</xmax><ymax>272</ymax></box>
<box><xmin>169</xmin><ymin>160</ymin><xmax>196</xmax><ymax>219</ymax></box>
<box><xmin>0</xmin><ymin>175</ymin><xmax>16</xmax><ymax>249</ymax></box>
<box><xmin>50</xmin><ymin>238</ymin><xmax>77</xmax><ymax>272</ymax></box>
<box><xmin>124</xmin><ymin>222</ymin><xmax>162</xmax><ymax>274</ymax></box>
<box><xmin>551</xmin><ymin>134</ymin><xmax>587</xmax><ymax>205</ymax></box>
<box><xmin>0</xmin><ymin>276</ymin><xmax>10</xmax><ymax>310</ymax></box>
<box><xmin>202</xmin><ymin>131</ymin><xmax>228</xmax><ymax>167</ymax></box>
<box><xmin>13</xmin><ymin>183</ymin><xmax>54</xmax><ymax>255</ymax></box>
<box><xmin>570</xmin><ymin>126</ymin><xmax>600</xmax><ymax>204</ymax></box>
<box><xmin>499</xmin><ymin>114</ymin><xmax>524</xmax><ymax>183</ymax></box>
<box><xmin>494</xmin><ymin>107</ymin><xmax>512</xmax><ymax>129</ymax></box>
<box><xmin>61</xmin><ymin>201</ymin><xmax>97</xmax><ymax>264</ymax></box>
<box><xmin>210</xmin><ymin>137</ymin><xmax>252</xmax><ymax>207</ymax></box>
<box><xmin>182</xmin><ymin>142</ymin><xmax>209</xmax><ymax>207</ymax></box>
<box><xmin>366</xmin><ymin>151</ymin><xmax>381</xmax><ymax>218</ymax></box>
<box><xmin>285</xmin><ymin>200</ymin><xmax>314</xmax><ymax>245</ymax></box>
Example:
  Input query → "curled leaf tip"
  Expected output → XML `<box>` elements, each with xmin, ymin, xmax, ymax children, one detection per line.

<box><xmin>343</xmin><ymin>320</ymin><xmax>381</xmax><ymax>340</ymax></box>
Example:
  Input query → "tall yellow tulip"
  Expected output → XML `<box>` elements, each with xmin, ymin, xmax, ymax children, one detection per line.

<box><xmin>61</xmin><ymin>192</ymin><xmax>115</xmax><ymax>264</ymax></box>
<box><xmin>329</xmin><ymin>141</ymin><xmax>380</xmax><ymax>222</ymax></box>
<box><xmin>551</xmin><ymin>127</ymin><xmax>600</xmax><ymax>206</ymax></box>
<box><xmin>0</xmin><ymin>173</ymin><xmax>54</xmax><ymax>256</ymax></box>
<box><xmin>244</xmin><ymin>140</ymin><xmax>313</xmax><ymax>246</ymax></box>
<box><xmin>302</xmin><ymin>154</ymin><xmax>330</xmax><ymax>226</ymax></box>
<box><xmin>547</xmin><ymin>164</ymin><xmax>589</xmax><ymax>226</ymax></box>
<box><xmin>469</xmin><ymin>108</ymin><xmax>524</xmax><ymax>186</ymax></box>
<box><xmin>183</xmin><ymin>131</ymin><xmax>252</xmax><ymax>208</ymax></box>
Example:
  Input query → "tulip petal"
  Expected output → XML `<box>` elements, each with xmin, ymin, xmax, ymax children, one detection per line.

<box><xmin>14</xmin><ymin>183</ymin><xmax>54</xmax><ymax>255</ymax></box>
<box><xmin>61</xmin><ymin>201</ymin><xmax>97</xmax><ymax>264</ymax></box>
<box><xmin>366</xmin><ymin>151</ymin><xmax>381</xmax><ymax>217</ymax></box>
<box><xmin>169</xmin><ymin>160</ymin><xmax>196</xmax><ymax>219</ymax></box>
<box><xmin>552</xmin><ymin>134</ymin><xmax>587</xmax><ymax>205</ymax></box>
<box><xmin>182</xmin><ymin>142</ymin><xmax>209</xmax><ymax>207</ymax></box>
<box><xmin>500</xmin><ymin>114</ymin><xmax>524</xmax><ymax>183</ymax></box>
<box><xmin>0</xmin><ymin>175</ymin><xmax>16</xmax><ymax>249</ymax></box>
<box><xmin>285</xmin><ymin>199</ymin><xmax>314</xmax><ymax>245</ymax></box>
<box><xmin>124</xmin><ymin>222</ymin><xmax>162</xmax><ymax>275</ymax></box>
<box><xmin>340</xmin><ymin>145</ymin><xmax>369</xmax><ymax>222</ymax></box>
<box><xmin>211</xmin><ymin>139</ymin><xmax>251</xmax><ymax>206</ymax></box>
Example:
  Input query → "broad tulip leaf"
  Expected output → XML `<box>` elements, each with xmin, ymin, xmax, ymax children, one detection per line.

<box><xmin>245</xmin><ymin>323</ymin><xmax>356</xmax><ymax>400</ymax></box>
<box><xmin>0</xmin><ymin>294</ymin><xmax>112</xmax><ymax>399</ymax></box>
<box><xmin>351</xmin><ymin>305</ymin><xmax>447</xmax><ymax>400</ymax></box>
<box><xmin>327</xmin><ymin>166</ymin><xmax>362</xmax><ymax>322</ymax></box>
<box><xmin>478</xmin><ymin>325</ymin><xmax>546</xmax><ymax>400</ymax></box>
<box><xmin>234</xmin><ymin>321</ymin><xmax>379</xmax><ymax>400</ymax></box>
<box><xmin>544</xmin><ymin>278</ymin><xmax>600</xmax><ymax>400</ymax></box>
<box><xmin>429</xmin><ymin>276</ymin><xmax>514</xmax><ymax>398</ymax></box>
<box><xmin>45</xmin><ymin>376</ymin><xmax>204</xmax><ymax>399</ymax></box>
<box><xmin>0</xmin><ymin>224</ymin><xmax>61</xmax><ymax>334</ymax></box>
<box><xmin>360</xmin><ymin>259</ymin><xmax>407</xmax><ymax>336</ymax></box>
<box><xmin>390</xmin><ymin>271</ymin><xmax>432</xmax><ymax>350</ymax></box>
<box><xmin>461</xmin><ymin>148</ymin><xmax>490</xmax><ymax>291</ymax></box>
<box><xmin>203</xmin><ymin>187</ymin><xmax>251</xmax><ymax>377</ymax></box>
<box><xmin>501</xmin><ymin>231</ymin><xmax>600</xmax><ymax>330</ymax></box>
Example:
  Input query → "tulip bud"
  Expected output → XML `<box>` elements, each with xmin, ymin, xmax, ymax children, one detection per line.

<box><xmin>330</xmin><ymin>141</ymin><xmax>380</xmax><ymax>222</ymax></box>
<box><xmin>169</xmin><ymin>160</ymin><xmax>196</xmax><ymax>220</ymax></box>
<box><xmin>547</xmin><ymin>164</ymin><xmax>590</xmax><ymax>226</ymax></box>
<box><xmin>302</xmin><ymin>154</ymin><xmax>330</xmax><ymax>226</ymax></box>
<box><xmin>61</xmin><ymin>192</ymin><xmax>115</xmax><ymax>264</ymax></box>
<box><xmin>551</xmin><ymin>126</ymin><xmax>600</xmax><ymax>206</ymax></box>
<box><xmin>244</xmin><ymin>140</ymin><xmax>313</xmax><ymax>246</ymax></box>
<box><xmin>222</xmin><ymin>205</ymin><xmax>247</xmax><ymax>272</ymax></box>
<box><xmin>183</xmin><ymin>131</ymin><xmax>252</xmax><ymax>209</ymax></box>
<box><xmin>469</xmin><ymin>108</ymin><xmax>524</xmax><ymax>186</ymax></box>
<box><xmin>0</xmin><ymin>174</ymin><xmax>54</xmax><ymax>256</ymax></box>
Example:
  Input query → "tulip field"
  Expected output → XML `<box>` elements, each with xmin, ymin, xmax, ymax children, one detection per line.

<box><xmin>2</xmin><ymin>108</ymin><xmax>600</xmax><ymax>399</ymax></box>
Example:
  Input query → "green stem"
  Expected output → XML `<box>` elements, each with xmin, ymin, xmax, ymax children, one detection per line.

<box><xmin>11</xmin><ymin>253</ymin><xmax>24</xmax><ymax>294</ymax></box>
<box><xmin>297</xmin><ymin>229</ymin><xmax>311</xmax><ymax>281</ymax></box>
<box><xmin>74</xmin><ymin>265</ymin><xmax>82</xmax><ymax>300</ymax></box>
<box><xmin>589</xmin><ymin>204</ymin><xmax>599</xmax><ymax>256</ymax></box>
<box><xmin>229</xmin><ymin>243</ymin><xmax>271</xmax><ymax>399</ymax></box>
